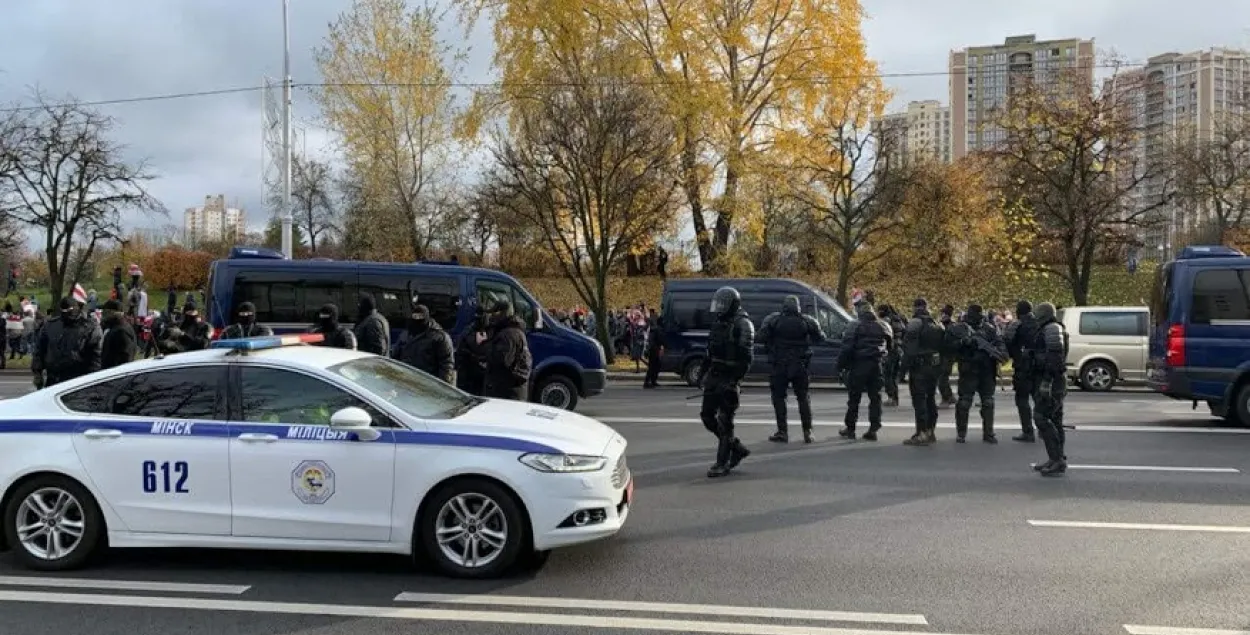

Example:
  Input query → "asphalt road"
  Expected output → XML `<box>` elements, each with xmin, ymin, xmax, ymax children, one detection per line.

<box><xmin>2</xmin><ymin>378</ymin><xmax>1249</xmax><ymax>635</ymax></box>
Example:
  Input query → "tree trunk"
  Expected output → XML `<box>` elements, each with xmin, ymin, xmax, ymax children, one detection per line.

<box><xmin>679</xmin><ymin>119</ymin><xmax>714</xmax><ymax>272</ymax></box>
<box><xmin>835</xmin><ymin>248</ymin><xmax>854</xmax><ymax>308</ymax></box>
<box><xmin>714</xmin><ymin>160</ymin><xmax>740</xmax><ymax>259</ymax></box>
<box><xmin>592</xmin><ymin>274</ymin><xmax>614</xmax><ymax>365</ymax></box>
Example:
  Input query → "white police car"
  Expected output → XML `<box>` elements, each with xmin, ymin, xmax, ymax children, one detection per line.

<box><xmin>0</xmin><ymin>334</ymin><xmax>631</xmax><ymax>579</ymax></box>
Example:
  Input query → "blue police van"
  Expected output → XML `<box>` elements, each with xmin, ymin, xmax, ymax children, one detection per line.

<box><xmin>1146</xmin><ymin>244</ymin><xmax>1250</xmax><ymax>423</ymax></box>
<box><xmin>206</xmin><ymin>247</ymin><xmax>607</xmax><ymax>411</ymax></box>
<box><xmin>658</xmin><ymin>278</ymin><xmax>854</xmax><ymax>386</ymax></box>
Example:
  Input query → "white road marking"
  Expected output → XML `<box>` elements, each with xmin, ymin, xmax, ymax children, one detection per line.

<box><xmin>599</xmin><ymin>417</ymin><xmax>1250</xmax><ymax>434</ymax></box>
<box><xmin>1028</xmin><ymin>520</ymin><xmax>1250</xmax><ymax>534</ymax></box>
<box><xmin>1027</xmin><ymin>464</ymin><xmax>1240</xmax><ymax>474</ymax></box>
<box><xmin>393</xmin><ymin>592</ymin><xmax>927</xmax><ymax>625</ymax></box>
<box><xmin>0</xmin><ymin>590</ymin><xmax>991</xmax><ymax>635</ymax></box>
<box><xmin>0</xmin><ymin>575</ymin><xmax>250</xmax><ymax>594</ymax></box>
<box><xmin>1125</xmin><ymin>626</ymin><xmax>1250</xmax><ymax>635</ymax></box>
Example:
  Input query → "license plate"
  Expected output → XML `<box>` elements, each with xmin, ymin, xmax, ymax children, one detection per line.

<box><xmin>625</xmin><ymin>478</ymin><xmax>634</xmax><ymax>504</ymax></box>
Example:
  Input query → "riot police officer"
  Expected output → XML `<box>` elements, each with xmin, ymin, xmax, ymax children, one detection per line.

<box><xmin>838</xmin><ymin>301</ymin><xmax>891</xmax><ymax>441</ymax></box>
<box><xmin>32</xmin><ymin>296</ymin><xmax>103</xmax><ymax>388</ymax></box>
<box><xmin>902</xmin><ymin>298</ymin><xmax>946</xmax><ymax>446</ymax></box>
<box><xmin>947</xmin><ymin>304</ymin><xmax>1008</xmax><ymax>443</ymax></box>
<box><xmin>759</xmin><ymin>295</ymin><xmax>825</xmax><ymax>443</ymax></box>
<box><xmin>698</xmin><ymin>287</ymin><xmax>754</xmax><ymax>478</ymax></box>
<box><xmin>221</xmin><ymin>301</ymin><xmax>273</xmax><ymax>339</ymax></box>
<box><xmin>1002</xmin><ymin>300</ymin><xmax>1040</xmax><ymax>442</ymax></box>
<box><xmin>482</xmin><ymin>299</ymin><xmax>532</xmax><ymax>400</ymax></box>
<box><xmin>455</xmin><ymin>308</ymin><xmax>489</xmax><ymax>395</ymax></box>
<box><xmin>878</xmin><ymin>304</ymin><xmax>905</xmax><ymax>407</ymax></box>
<box><xmin>937</xmin><ymin>304</ymin><xmax>956</xmax><ymax>406</ymax></box>
<box><xmin>1030</xmin><ymin>302</ymin><xmax>1069</xmax><ymax>476</ymax></box>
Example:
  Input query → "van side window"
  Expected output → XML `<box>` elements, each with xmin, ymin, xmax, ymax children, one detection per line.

<box><xmin>1191</xmin><ymin>269</ymin><xmax>1250</xmax><ymax>324</ymax></box>
<box><xmin>667</xmin><ymin>298</ymin><xmax>709</xmax><ymax>330</ymax></box>
<box><xmin>359</xmin><ymin>274</ymin><xmax>459</xmax><ymax>330</ymax></box>
<box><xmin>817</xmin><ymin>305</ymin><xmax>847</xmax><ymax>338</ymax></box>
<box><xmin>476</xmin><ymin>280</ymin><xmax>535</xmax><ymax>327</ymax></box>
<box><xmin>1078</xmin><ymin>312</ymin><xmax>1146</xmax><ymax>336</ymax></box>
<box><xmin>235</xmin><ymin>273</ymin><xmax>358</xmax><ymax>324</ymax></box>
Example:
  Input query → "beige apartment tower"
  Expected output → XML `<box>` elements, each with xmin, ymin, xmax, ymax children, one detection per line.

<box><xmin>949</xmin><ymin>34</ymin><xmax>1096</xmax><ymax>159</ymax></box>
<box><xmin>1107</xmin><ymin>47</ymin><xmax>1250</xmax><ymax>256</ymax></box>
<box><xmin>875</xmin><ymin>100</ymin><xmax>952</xmax><ymax>165</ymax></box>
<box><xmin>184</xmin><ymin>194</ymin><xmax>246</xmax><ymax>245</ymax></box>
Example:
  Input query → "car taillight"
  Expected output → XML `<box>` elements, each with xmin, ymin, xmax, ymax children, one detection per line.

<box><xmin>1165</xmin><ymin>324</ymin><xmax>1185</xmax><ymax>367</ymax></box>
<box><xmin>209</xmin><ymin>327</ymin><xmax>220</xmax><ymax>340</ymax></box>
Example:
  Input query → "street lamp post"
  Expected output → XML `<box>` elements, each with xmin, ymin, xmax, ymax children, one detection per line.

<box><xmin>280</xmin><ymin>0</ymin><xmax>294</xmax><ymax>259</ymax></box>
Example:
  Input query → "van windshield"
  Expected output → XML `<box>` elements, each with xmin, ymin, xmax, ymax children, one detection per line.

<box><xmin>812</xmin><ymin>289</ymin><xmax>854</xmax><ymax>322</ymax></box>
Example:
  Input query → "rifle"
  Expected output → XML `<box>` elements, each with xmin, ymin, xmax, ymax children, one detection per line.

<box><xmin>970</xmin><ymin>332</ymin><xmax>1009</xmax><ymax>364</ymax></box>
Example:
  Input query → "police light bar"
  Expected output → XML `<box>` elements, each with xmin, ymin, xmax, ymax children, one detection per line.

<box><xmin>209</xmin><ymin>333</ymin><xmax>325</xmax><ymax>350</ymax></box>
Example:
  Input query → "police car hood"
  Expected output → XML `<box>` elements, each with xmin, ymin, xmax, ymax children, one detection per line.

<box><xmin>442</xmin><ymin>398</ymin><xmax>621</xmax><ymax>456</ymax></box>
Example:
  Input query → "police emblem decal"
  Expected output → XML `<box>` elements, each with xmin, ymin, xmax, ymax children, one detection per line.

<box><xmin>291</xmin><ymin>460</ymin><xmax>336</xmax><ymax>505</ymax></box>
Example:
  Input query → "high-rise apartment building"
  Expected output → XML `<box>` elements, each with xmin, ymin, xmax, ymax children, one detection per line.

<box><xmin>949</xmin><ymin>34</ymin><xmax>1096</xmax><ymax>160</ymax></box>
<box><xmin>875</xmin><ymin>100</ymin><xmax>952</xmax><ymax>165</ymax></box>
<box><xmin>184</xmin><ymin>195</ymin><xmax>245</xmax><ymax>245</ymax></box>
<box><xmin>1107</xmin><ymin>48</ymin><xmax>1250</xmax><ymax>257</ymax></box>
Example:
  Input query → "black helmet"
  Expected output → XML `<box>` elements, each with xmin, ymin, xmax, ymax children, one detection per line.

<box><xmin>709</xmin><ymin>286</ymin><xmax>741</xmax><ymax>317</ymax></box>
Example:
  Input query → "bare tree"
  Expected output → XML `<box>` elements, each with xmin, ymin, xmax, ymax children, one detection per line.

<box><xmin>482</xmin><ymin>47</ymin><xmax>677</xmax><ymax>352</ymax></box>
<box><xmin>784</xmin><ymin>89</ymin><xmax>910</xmax><ymax>305</ymax></box>
<box><xmin>1172</xmin><ymin>105</ymin><xmax>1250</xmax><ymax>245</ymax></box>
<box><xmin>991</xmin><ymin>66</ymin><xmax>1173</xmax><ymax>304</ymax></box>
<box><xmin>270</xmin><ymin>155</ymin><xmax>338</xmax><ymax>253</ymax></box>
<box><xmin>0</xmin><ymin>94</ymin><xmax>162</xmax><ymax>299</ymax></box>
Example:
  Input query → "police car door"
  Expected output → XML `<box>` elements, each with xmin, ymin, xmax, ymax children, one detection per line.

<box><xmin>227</xmin><ymin>366</ymin><xmax>396</xmax><ymax>542</ymax></box>
<box><xmin>66</xmin><ymin>366</ymin><xmax>232</xmax><ymax>535</ymax></box>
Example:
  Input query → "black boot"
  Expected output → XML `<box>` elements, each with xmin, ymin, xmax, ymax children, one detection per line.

<box><xmin>1033</xmin><ymin>460</ymin><xmax>1052</xmax><ymax>472</ymax></box>
<box><xmin>1012</xmin><ymin>432</ymin><xmax>1036</xmax><ymax>443</ymax></box>
<box><xmin>838</xmin><ymin>426</ymin><xmax>857</xmax><ymax>439</ymax></box>
<box><xmin>802</xmin><ymin>428</ymin><xmax>814</xmax><ymax>444</ymax></box>
<box><xmin>728</xmin><ymin>438</ymin><xmax>750</xmax><ymax>469</ymax></box>
<box><xmin>862</xmin><ymin>426</ymin><xmax>879</xmax><ymax>442</ymax></box>
<box><xmin>708</xmin><ymin>438</ymin><xmax>733</xmax><ymax>478</ymax></box>
<box><xmin>1040</xmin><ymin>460</ymin><xmax>1067</xmax><ymax>477</ymax></box>
<box><xmin>768</xmin><ymin>431</ymin><xmax>788</xmax><ymax>443</ymax></box>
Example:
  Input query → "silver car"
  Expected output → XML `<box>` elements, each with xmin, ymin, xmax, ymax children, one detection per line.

<box><xmin>1059</xmin><ymin>306</ymin><xmax>1149</xmax><ymax>392</ymax></box>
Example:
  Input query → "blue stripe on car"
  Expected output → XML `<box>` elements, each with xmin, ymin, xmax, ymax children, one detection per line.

<box><xmin>0</xmin><ymin>419</ymin><xmax>561</xmax><ymax>454</ymax></box>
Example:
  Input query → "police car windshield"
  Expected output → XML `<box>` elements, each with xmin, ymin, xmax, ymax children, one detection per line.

<box><xmin>328</xmin><ymin>357</ymin><xmax>479</xmax><ymax>419</ymax></box>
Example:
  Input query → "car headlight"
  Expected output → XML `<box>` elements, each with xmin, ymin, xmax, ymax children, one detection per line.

<box><xmin>519</xmin><ymin>453</ymin><xmax>608</xmax><ymax>473</ymax></box>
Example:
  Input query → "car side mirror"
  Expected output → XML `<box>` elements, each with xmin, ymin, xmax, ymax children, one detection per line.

<box><xmin>330</xmin><ymin>407</ymin><xmax>381</xmax><ymax>442</ymax></box>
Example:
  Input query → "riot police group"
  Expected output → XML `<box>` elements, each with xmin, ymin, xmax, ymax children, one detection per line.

<box><xmin>33</xmin><ymin>285</ymin><xmax>534</xmax><ymax>405</ymax></box>
<box><xmin>699</xmin><ymin>286</ymin><xmax>1070</xmax><ymax>479</ymax></box>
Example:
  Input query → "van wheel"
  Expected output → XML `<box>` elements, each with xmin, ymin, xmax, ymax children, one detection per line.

<box><xmin>682</xmin><ymin>359</ymin><xmax>704</xmax><ymax>388</ymax></box>
<box><xmin>3</xmin><ymin>475</ymin><xmax>104</xmax><ymax>571</ymax></box>
<box><xmin>1079</xmin><ymin>361</ymin><xmax>1116</xmax><ymax>392</ymax></box>
<box><xmin>535</xmin><ymin>374</ymin><xmax>578</xmax><ymax>411</ymax></box>
<box><xmin>1234</xmin><ymin>384</ymin><xmax>1250</xmax><ymax>427</ymax></box>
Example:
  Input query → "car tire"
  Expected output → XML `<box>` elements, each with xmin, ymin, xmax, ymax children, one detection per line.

<box><xmin>420</xmin><ymin>478</ymin><xmax>527</xmax><ymax>580</ymax></box>
<box><xmin>1079</xmin><ymin>360</ymin><xmax>1117</xmax><ymax>392</ymax></box>
<box><xmin>682</xmin><ymin>359</ymin><xmax>704</xmax><ymax>388</ymax></box>
<box><xmin>3</xmin><ymin>475</ymin><xmax>104</xmax><ymax>572</ymax></box>
<box><xmin>534</xmin><ymin>374</ymin><xmax>578</xmax><ymax>411</ymax></box>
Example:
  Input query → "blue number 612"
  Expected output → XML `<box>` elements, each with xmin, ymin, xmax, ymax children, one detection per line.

<box><xmin>142</xmin><ymin>461</ymin><xmax>189</xmax><ymax>494</ymax></box>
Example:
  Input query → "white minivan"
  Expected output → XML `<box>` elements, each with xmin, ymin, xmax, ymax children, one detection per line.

<box><xmin>1059</xmin><ymin>306</ymin><xmax>1149</xmax><ymax>392</ymax></box>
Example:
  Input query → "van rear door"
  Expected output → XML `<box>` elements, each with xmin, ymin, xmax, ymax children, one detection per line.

<box><xmin>1184</xmin><ymin>266</ymin><xmax>1250</xmax><ymax>400</ymax></box>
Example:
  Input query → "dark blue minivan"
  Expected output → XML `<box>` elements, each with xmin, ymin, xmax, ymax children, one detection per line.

<box><xmin>206</xmin><ymin>247</ymin><xmax>607</xmax><ymax>411</ymax></box>
<box><xmin>1147</xmin><ymin>244</ymin><xmax>1250</xmax><ymax>423</ymax></box>
<box><xmin>659</xmin><ymin>278</ymin><xmax>854</xmax><ymax>386</ymax></box>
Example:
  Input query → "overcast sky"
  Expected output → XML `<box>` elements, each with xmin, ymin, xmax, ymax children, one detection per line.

<box><xmin>2</xmin><ymin>0</ymin><xmax>1249</xmax><ymax>244</ymax></box>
